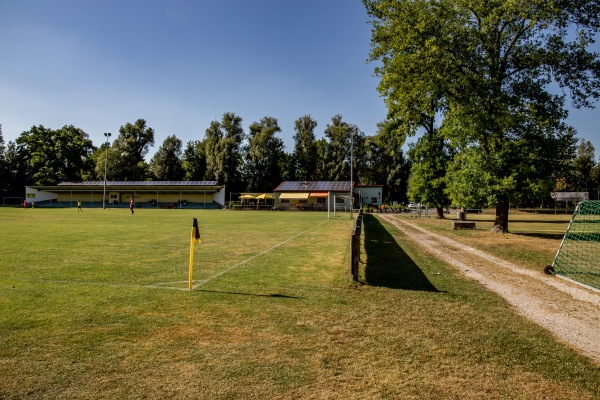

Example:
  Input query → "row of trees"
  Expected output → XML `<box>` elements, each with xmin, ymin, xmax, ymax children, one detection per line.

<box><xmin>0</xmin><ymin>113</ymin><xmax>600</xmax><ymax>207</ymax></box>
<box><xmin>364</xmin><ymin>0</ymin><xmax>600</xmax><ymax>231</ymax></box>
<box><xmin>0</xmin><ymin>115</ymin><xmax>410</xmax><ymax>203</ymax></box>
<box><xmin>1</xmin><ymin>115</ymin><xmax>598</xmax><ymax>209</ymax></box>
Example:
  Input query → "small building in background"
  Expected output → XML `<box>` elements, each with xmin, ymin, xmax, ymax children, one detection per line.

<box><xmin>354</xmin><ymin>184</ymin><xmax>383</xmax><ymax>207</ymax></box>
<box><xmin>274</xmin><ymin>181</ymin><xmax>352</xmax><ymax>211</ymax></box>
<box><xmin>273</xmin><ymin>181</ymin><xmax>383</xmax><ymax>211</ymax></box>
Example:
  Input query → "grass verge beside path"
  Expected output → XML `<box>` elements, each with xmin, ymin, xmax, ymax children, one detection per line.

<box><xmin>398</xmin><ymin>211</ymin><xmax>572</xmax><ymax>271</ymax></box>
<box><xmin>0</xmin><ymin>208</ymin><xmax>599</xmax><ymax>399</ymax></box>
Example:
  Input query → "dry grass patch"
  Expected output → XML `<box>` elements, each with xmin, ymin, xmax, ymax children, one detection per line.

<box><xmin>398</xmin><ymin>211</ymin><xmax>571</xmax><ymax>270</ymax></box>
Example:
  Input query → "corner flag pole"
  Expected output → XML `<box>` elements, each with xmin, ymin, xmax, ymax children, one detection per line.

<box><xmin>189</xmin><ymin>218</ymin><xmax>201</xmax><ymax>290</ymax></box>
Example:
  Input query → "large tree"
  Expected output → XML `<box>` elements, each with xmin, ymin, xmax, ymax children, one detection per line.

<box><xmin>16</xmin><ymin>125</ymin><xmax>95</xmax><ymax>185</ymax></box>
<box><xmin>365</xmin><ymin>0</ymin><xmax>600</xmax><ymax>232</ymax></box>
<box><xmin>150</xmin><ymin>135</ymin><xmax>184</xmax><ymax>181</ymax></box>
<box><xmin>0</xmin><ymin>124</ymin><xmax>4</xmax><ymax>161</ymax></box>
<box><xmin>110</xmin><ymin>118</ymin><xmax>155</xmax><ymax>181</ymax></box>
<box><xmin>313</xmin><ymin>138</ymin><xmax>329</xmax><ymax>181</ymax></box>
<box><xmin>3</xmin><ymin>140</ymin><xmax>29</xmax><ymax>198</ymax></box>
<box><xmin>243</xmin><ymin>116</ymin><xmax>285</xmax><ymax>192</ymax></box>
<box><xmin>291</xmin><ymin>115</ymin><xmax>318</xmax><ymax>181</ymax></box>
<box><xmin>323</xmin><ymin>115</ymin><xmax>362</xmax><ymax>181</ymax></box>
<box><xmin>408</xmin><ymin>128</ymin><xmax>454</xmax><ymax>218</ymax></box>
<box><xmin>570</xmin><ymin>138</ymin><xmax>597</xmax><ymax>190</ymax></box>
<box><xmin>204</xmin><ymin>113</ymin><xmax>245</xmax><ymax>194</ymax></box>
<box><xmin>595</xmin><ymin>154</ymin><xmax>600</xmax><ymax>189</ymax></box>
<box><xmin>362</xmin><ymin>120</ymin><xmax>410</xmax><ymax>203</ymax></box>
<box><xmin>0</xmin><ymin>125</ymin><xmax>6</xmax><ymax>197</ymax></box>
<box><xmin>89</xmin><ymin>142</ymin><xmax>113</xmax><ymax>181</ymax></box>
<box><xmin>182</xmin><ymin>140</ymin><xmax>207</xmax><ymax>181</ymax></box>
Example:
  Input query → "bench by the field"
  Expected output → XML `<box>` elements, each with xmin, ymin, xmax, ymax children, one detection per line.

<box><xmin>451</xmin><ymin>221</ymin><xmax>476</xmax><ymax>230</ymax></box>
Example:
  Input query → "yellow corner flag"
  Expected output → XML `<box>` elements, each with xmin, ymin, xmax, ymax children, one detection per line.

<box><xmin>192</xmin><ymin>218</ymin><xmax>201</xmax><ymax>244</ymax></box>
<box><xmin>189</xmin><ymin>218</ymin><xmax>201</xmax><ymax>290</ymax></box>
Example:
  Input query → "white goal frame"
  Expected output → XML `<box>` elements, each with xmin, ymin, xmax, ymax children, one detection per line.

<box><xmin>3</xmin><ymin>197</ymin><xmax>23</xmax><ymax>205</ymax></box>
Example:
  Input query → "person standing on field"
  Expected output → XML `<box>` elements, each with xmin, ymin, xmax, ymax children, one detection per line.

<box><xmin>77</xmin><ymin>200</ymin><xmax>82</xmax><ymax>212</ymax></box>
<box><xmin>129</xmin><ymin>198</ymin><xmax>135</xmax><ymax>215</ymax></box>
<box><xmin>23</xmin><ymin>200</ymin><xmax>27</xmax><ymax>210</ymax></box>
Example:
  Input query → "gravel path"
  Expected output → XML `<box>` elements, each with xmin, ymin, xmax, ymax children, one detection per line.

<box><xmin>379</xmin><ymin>214</ymin><xmax>600</xmax><ymax>364</ymax></box>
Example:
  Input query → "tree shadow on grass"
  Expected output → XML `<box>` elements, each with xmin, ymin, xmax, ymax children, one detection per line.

<box><xmin>196</xmin><ymin>289</ymin><xmax>302</xmax><ymax>299</ymax></box>
<box><xmin>508</xmin><ymin>219</ymin><xmax>569</xmax><ymax>224</ymax></box>
<box><xmin>512</xmin><ymin>232</ymin><xmax>565</xmax><ymax>240</ymax></box>
<box><xmin>363</xmin><ymin>214</ymin><xmax>439</xmax><ymax>292</ymax></box>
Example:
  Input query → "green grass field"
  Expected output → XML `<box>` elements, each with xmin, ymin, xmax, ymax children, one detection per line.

<box><xmin>1</xmin><ymin>208</ymin><xmax>599</xmax><ymax>399</ymax></box>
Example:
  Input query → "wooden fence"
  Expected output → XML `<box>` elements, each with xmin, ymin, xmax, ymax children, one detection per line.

<box><xmin>350</xmin><ymin>209</ymin><xmax>363</xmax><ymax>281</ymax></box>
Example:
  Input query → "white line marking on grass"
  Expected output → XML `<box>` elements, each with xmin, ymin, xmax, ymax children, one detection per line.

<box><xmin>153</xmin><ymin>280</ymin><xmax>189</xmax><ymax>286</ymax></box>
<box><xmin>192</xmin><ymin>220</ymin><xmax>328</xmax><ymax>290</ymax></box>
<box><xmin>25</xmin><ymin>279</ymin><xmax>191</xmax><ymax>291</ymax></box>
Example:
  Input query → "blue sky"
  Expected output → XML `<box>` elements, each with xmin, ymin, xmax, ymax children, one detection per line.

<box><xmin>1</xmin><ymin>0</ymin><xmax>599</xmax><ymax>159</ymax></box>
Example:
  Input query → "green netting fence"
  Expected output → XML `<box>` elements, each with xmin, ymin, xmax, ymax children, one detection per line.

<box><xmin>548</xmin><ymin>200</ymin><xmax>600</xmax><ymax>290</ymax></box>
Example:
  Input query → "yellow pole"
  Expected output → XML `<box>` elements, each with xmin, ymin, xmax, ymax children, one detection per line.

<box><xmin>189</xmin><ymin>227</ymin><xmax>195</xmax><ymax>290</ymax></box>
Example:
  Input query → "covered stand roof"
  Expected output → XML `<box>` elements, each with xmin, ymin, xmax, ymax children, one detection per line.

<box><xmin>31</xmin><ymin>181</ymin><xmax>224</xmax><ymax>193</ymax></box>
<box><xmin>274</xmin><ymin>181</ymin><xmax>351</xmax><ymax>192</ymax></box>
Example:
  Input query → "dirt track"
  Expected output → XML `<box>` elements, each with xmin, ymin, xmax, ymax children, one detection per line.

<box><xmin>378</xmin><ymin>214</ymin><xmax>600</xmax><ymax>364</ymax></box>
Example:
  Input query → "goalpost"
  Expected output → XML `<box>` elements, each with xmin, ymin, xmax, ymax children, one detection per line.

<box><xmin>3</xmin><ymin>197</ymin><xmax>23</xmax><ymax>206</ymax></box>
<box><xmin>329</xmin><ymin>194</ymin><xmax>354</xmax><ymax>219</ymax></box>
<box><xmin>545</xmin><ymin>200</ymin><xmax>600</xmax><ymax>291</ymax></box>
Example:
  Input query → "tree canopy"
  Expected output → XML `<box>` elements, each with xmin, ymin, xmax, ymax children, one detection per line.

<box><xmin>291</xmin><ymin>115</ymin><xmax>319</xmax><ymax>181</ymax></box>
<box><xmin>408</xmin><ymin>127</ymin><xmax>453</xmax><ymax>218</ymax></box>
<box><xmin>363</xmin><ymin>120</ymin><xmax>410</xmax><ymax>203</ymax></box>
<box><xmin>244</xmin><ymin>116</ymin><xmax>285</xmax><ymax>192</ymax></box>
<box><xmin>110</xmin><ymin>119</ymin><xmax>155</xmax><ymax>181</ymax></box>
<box><xmin>365</xmin><ymin>0</ymin><xmax>600</xmax><ymax>231</ymax></box>
<box><xmin>0</xmin><ymin>125</ymin><xmax>7</xmax><ymax>197</ymax></box>
<box><xmin>2</xmin><ymin>108</ymin><xmax>597</xmax><ymax>210</ymax></box>
<box><xmin>570</xmin><ymin>139</ymin><xmax>599</xmax><ymax>189</ymax></box>
<box><xmin>204</xmin><ymin>113</ymin><xmax>245</xmax><ymax>194</ymax></box>
<box><xmin>182</xmin><ymin>140</ymin><xmax>207</xmax><ymax>181</ymax></box>
<box><xmin>150</xmin><ymin>135</ymin><xmax>184</xmax><ymax>181</ymax></box>
<box><xmin>16</xmin><ymin>125</ymin><xmax>95</xmax><ymax>185</ymax></box>
<box><xmin>323</xmin><ymin>115</ymin><xmax>363</xmax><ymax>181</ymax></box>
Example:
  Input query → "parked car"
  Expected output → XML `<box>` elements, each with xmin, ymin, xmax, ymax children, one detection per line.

<box><xmin>465</xmin><ymin>208</ymin><xmax>483</xmax><ymax>214</ymax></box>
<box><xmin>408</xmin><ymin>202</ymin><xmax>420</xmax><ymax>209</ymax></box>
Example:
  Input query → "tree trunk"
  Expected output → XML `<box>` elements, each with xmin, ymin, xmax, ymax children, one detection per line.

<box><xmin>436</xmin><ymin>206</ymin><xmax>445</xmax><ymax>219</ymax></box>
<box><xmin>493</xmin><ymin>200</ymin><xmax>509</xmax><ymax>233</ymax></box>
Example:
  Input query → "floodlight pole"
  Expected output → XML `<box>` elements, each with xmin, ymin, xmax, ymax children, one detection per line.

<box><xmin>103</xmin><ymin>132</ymin><xmax>111</xmax><ymax>209</ymax></box>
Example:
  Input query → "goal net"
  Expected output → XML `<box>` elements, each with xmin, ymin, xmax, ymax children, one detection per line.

<box><xmin>3</xmin><ymin>197</ymin><xmax>23</xmax><ymax>205</ymax></box>
<box><xmin>548</xmin><ymin>200</ymin><xmax>600</xmax><ymax>290</ymax></box>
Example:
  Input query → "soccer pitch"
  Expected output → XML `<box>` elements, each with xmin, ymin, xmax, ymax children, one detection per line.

<box><xmin>1</xmin><ymin>208</ymin><xmax>347</xmax><ymax>291</ymax></box>
<box><xmin>1</xmin><ymin>208</ymin><xmax>599</xmax><ymax>399</ymax></box>
<box><xmin>0</xmin><ymin>208</ymin><xmax>356</xmax><ymax>398</ymax></box>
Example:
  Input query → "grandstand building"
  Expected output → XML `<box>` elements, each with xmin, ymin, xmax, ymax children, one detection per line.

<box><xmin>25</xmin><ymin>181</ymin><xmax>226</xmax><ymax>209</ymax></box>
